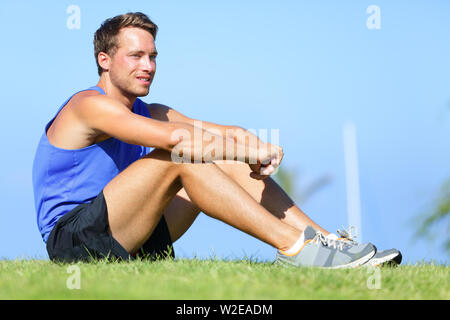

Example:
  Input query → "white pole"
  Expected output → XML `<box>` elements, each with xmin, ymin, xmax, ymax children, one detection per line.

<box><xmin>343</xmin><ymin>121</ymin><xmax>362</xmax><ymax>242</ymax></box>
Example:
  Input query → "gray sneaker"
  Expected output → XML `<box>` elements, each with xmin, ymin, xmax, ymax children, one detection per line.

<box><xmin>275</xmin><ymin>226</ymin><xmax>376</xmax><ymax>269</ymax></box>
<box><xmin>335</xmin><ymin>228</ymin><xmax>402</xmax><ymax>267</ymax></box>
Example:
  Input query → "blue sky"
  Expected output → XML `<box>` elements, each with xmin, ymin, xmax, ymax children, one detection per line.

<box><xmin>0</xmin><ymin>0</ymin><xmax>449</xmax><ymax>264</ymax></box>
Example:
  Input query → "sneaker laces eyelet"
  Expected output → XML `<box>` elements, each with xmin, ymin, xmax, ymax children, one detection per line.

<box><xmin>314</xmin><ymin>232</ymin><xmax>347</xmax><ymax>251</ymax></box>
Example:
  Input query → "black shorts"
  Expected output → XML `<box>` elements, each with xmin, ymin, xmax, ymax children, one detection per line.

<box><xmin>46</xmin><ymin>191</ymin><xmax>174</xmax><ymax>263</ymax></box>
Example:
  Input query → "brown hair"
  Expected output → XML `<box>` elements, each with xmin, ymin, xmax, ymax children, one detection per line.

<box><xmin>94</xmin><ymin>12</ymin><xmax>158</xmax><ymax>76</ymax></box>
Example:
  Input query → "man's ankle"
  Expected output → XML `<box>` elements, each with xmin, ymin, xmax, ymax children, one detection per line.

<box><xmin>279</xmin><ymin>230</ymin><xmax>305</xmax><ymax>256</ymax></box>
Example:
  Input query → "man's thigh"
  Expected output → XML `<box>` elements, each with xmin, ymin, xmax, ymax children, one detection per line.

<box><xmin>103</xmin><ymin>149</ymin><xmax>182</xmax><ymax>253</ymax></box>
<box><xmin>161</xmin><ymin>162</ymin><xmax>255</xmax><ymax>243</ymax></box>
<box><xmin>104</xmin><ymin>156</ymin><xmax>258</xmax><ymax>252</ymax></box>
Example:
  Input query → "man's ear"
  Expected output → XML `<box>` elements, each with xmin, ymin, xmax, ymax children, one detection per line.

<box><xmin>97</xmin><ymin>52</ymin><xmax>111</xmax><ymax>73</ymax></box>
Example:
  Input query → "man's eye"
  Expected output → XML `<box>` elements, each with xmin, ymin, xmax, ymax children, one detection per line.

<box><xmin>150</xmin><ymin>55</ymin><xmax>157</xmax><ymax>60</ymax></box>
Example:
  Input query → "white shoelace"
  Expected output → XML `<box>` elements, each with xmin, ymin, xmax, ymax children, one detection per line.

<box><xmin>312</xmin><ymin>232</ymin><xmax>351</xmax><ymax>251</ymax></box>
<box><xmin>336</xmin><ymin>226</ymin><xmax>358</xmax><ymax>244</ymax></box>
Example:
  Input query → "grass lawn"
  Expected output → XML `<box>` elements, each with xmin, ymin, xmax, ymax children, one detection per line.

<box><xmin>0</xmin><ymin>258</ymin><xmax>448</xmax><ymax>300</ymax></box>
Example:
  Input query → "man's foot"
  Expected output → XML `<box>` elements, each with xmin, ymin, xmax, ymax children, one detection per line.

<box><xmin>275</xmin><ymin>226</ymin><xmax>376</xmax><ymax>269</ymax></box>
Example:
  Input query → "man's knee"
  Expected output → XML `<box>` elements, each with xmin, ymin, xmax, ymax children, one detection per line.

<box><xmin>144</xmin><ymin>149</ymin><xmax>250</xmax><ymax>181</ymax></box>
<box><xmin>142</xmin><ymin>148</ymin><xmax>173</xmax><ymax>161</ymax></box>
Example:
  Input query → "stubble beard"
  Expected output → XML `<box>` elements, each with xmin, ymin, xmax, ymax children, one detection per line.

<box><xmin>110</xmin><ymin>72</ymin><xmax>150</xmax><ymax>98</ymax></box>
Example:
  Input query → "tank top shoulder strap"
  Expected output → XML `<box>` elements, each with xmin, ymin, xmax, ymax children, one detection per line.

<box><xmin>86</xmin><ymin>85</ymin><xmax>106</xmax><ymax>95</ymax></box>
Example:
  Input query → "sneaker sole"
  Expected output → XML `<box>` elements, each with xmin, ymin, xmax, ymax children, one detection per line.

<box><xmin>365</xmin><ymin>252</ymin><xmax>402</xmax><ymax>267</ymax></box>
<box><xmin>274</xmin><ymin>249</ymin><xmax>377</xmax><ymax>269</ymax></box>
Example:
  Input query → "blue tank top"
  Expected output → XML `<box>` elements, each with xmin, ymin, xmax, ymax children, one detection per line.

<box><xmin>32</xmin><ymin>86</ymin><xmax>152</xmax><ymax>243</ymax></box>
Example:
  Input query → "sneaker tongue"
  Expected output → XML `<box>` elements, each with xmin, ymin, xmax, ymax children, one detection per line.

<box><xmin>326</xmin><ymin>233</ymin><xmax>339</xmax><ymax>240</ymax></box>
<box><xmin>303</xmin><ymin>226</ymin><xmax>317</xmax><ymax>241</ymax></box>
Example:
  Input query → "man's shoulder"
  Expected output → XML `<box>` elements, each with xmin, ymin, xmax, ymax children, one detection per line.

<box><xmin>144</xmin><ymin>102</ymin><xmax>173</xmax><ymax>121</ymax></box>
<box><xmin>71</xmin><ymin>88</ymin><xmax>103</xmax><ymax>102</ymax></box>
<box><xmin>144</xmin><ymin>102</ymin><xmax>193</xmax><ymax>123</ymax></box>
<box><xmin>66</xmin><ymin>90</ymin><xmax>103</xmax><ymax>112</ymax></box>
<box><xmin>71</xmin><ymin>92</ymin><xmax>127</xmax><ymax>117</ymax></box>
<box><xmin>144</xmin><ymin>102</ymin><xmax>171</xmax><ymax>111</ymax></box>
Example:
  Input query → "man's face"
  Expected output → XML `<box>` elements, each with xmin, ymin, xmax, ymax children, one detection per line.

<box><xmin>107</xmin><ymin>27</ymin><xmax>157</xmax><ymax>97</ymax></box>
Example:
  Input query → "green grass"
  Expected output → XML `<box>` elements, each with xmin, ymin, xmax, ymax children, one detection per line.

<box><xmin>0</xmin><ymin>258</ymin><xmax>448</xmax><ymax>299</ymax></box>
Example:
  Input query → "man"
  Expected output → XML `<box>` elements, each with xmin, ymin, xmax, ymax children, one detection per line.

<box><xmin>32</xmin><ymin>12</ymin><xmax>401</xmax><ymax>267</ymax></box>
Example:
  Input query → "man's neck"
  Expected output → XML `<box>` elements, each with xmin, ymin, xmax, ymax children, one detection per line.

<box><xmin>96</xmin><ymin>78</ymin><xmax>136</xmax><ymax>110</ymax></box>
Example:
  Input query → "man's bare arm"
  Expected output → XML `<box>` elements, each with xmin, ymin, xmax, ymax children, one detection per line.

<box><xmin>147</xmin><ymin>103</ymin><xmax>267</xmax><ymax>149</ymax></box>
<box><xmin>148</xmin><ymin>103</ymin><xmax>283</xmax><ymax>172</ymax></box>
<box><xmin>73</xmin><ymin>96</ymin><xmax>276</xmax><ymax>164</ymax></box>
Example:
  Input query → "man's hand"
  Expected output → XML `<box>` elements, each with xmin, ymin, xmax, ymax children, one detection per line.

<box><xmin>249</xmin><ymin>143</ymin><xmax>284</xmax><ymax>180</ymax></box>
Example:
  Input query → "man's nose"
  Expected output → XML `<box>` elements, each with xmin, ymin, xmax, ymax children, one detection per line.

<box><xmin>141</xmin><ymin>56</ymin><xmax>154</xmax><ymax>72</ymax></box>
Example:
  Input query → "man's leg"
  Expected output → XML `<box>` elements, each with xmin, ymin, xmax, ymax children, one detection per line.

<box><xmin>216</xmin><ymin>161</ymin><xmax>330</xmax><ymax>235</ymax></box>
<box><xmin>162</xmin><ymin>161</ymin><xmax>329</xmax><ymax>244</ymax></box>
<box><xmin>163</xmin><ymin>189</ymin><xmax>200</xmax><ymax>243</ymax></box>
<box><xmin>157</xmin><ymin>160</ymin><xmax>377</xmax><ymax>269</ymax></box>
<box><xmin>103</xmin><ymin>149</ymin><xmax>301</xmax><ymax>254</ymax></box>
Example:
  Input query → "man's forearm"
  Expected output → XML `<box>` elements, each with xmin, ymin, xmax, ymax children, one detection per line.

<box><xmin>147</xmin><ymin>104</ymin><xmax>266</xmax><ymax>157</ymax></box>
<box><xmin>229</xmin><ymin>126</ymin><xmax>265</xmax><ymax>151</ymax></box>
<box><xmin>166</xmin><ymin>122</ymin><xmax>260</xmax><ymax>164</ymax></box>
<box><xmin>201</xmin><ymin>124</ymin><xmax>269</xmax><ymax>164</ymax></box>
<box><xmin>199</xmin><ymin>124</ymin><xmax>267</xmax><ymax>163</ymax></box>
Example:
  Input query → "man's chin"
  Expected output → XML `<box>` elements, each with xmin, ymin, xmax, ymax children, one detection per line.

<box><xmin>132</xmin><ymin>87</ymin><xmax>150</xmax><ymax>97</ymax></box>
